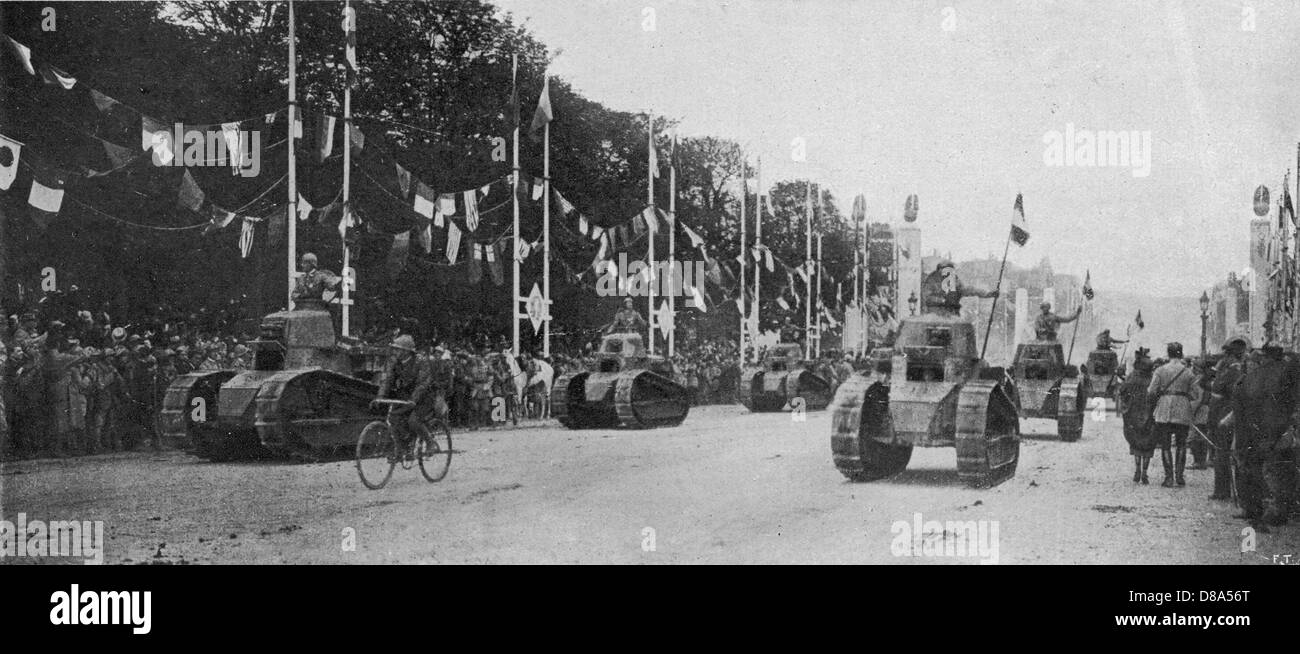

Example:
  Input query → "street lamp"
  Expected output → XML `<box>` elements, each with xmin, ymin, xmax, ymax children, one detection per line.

<box><xmin>1199</xmin><ymin>290</ymin><xmax>1210</xmax><ymax>357</ymax></box>
<box><xmin>908</xmin><ymin>291</ymin><xmax>918</xmax><ymax>316</ymax></box>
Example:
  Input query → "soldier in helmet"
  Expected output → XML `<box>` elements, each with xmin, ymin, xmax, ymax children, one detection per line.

<box><xmin>292</xmin><ymin>252</ymin><xmax>342</xmax><ymax>308</ymax></box>
<box><xmin>920</xmin><ymin>260</ymin><xmax>998</xmax><ymax>317</ymax></box>
<box><xmin>1147</xmin><ymin>342</ymin><xmax>1196</xmax><ymax>487</ymax></box>
<box><xmin>1095</xmin><ymin>329</ymin><xmax>1127</xmax><ymax>351</ymax></box>
<box><xmin>1034</xmin><ymin>302</ymin><xmax>1082</xmax><ymax>341</ymax></box>
<box><xmin>1207</xmin><ymin>335</ymin><xmax>1250</xmax><ymax>501</ymax></box>
<box><xmin>607</xmin><ymin>298</ymin><xmax>648</xmax><ymax>335</ymax></box>
<box><xmin>371</xmin><ymin>335</ymin><xmax>436</xmax><ymax>449</ymax></box>
<box><xmin>1230</xmin><ymin>340</ymin><xmax>1299</xmax><ymax>530</ymax></box>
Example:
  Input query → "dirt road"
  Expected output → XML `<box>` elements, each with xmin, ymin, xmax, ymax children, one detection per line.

<box><xmin>2</xmin><ymin>404</ymin><xmax>1295</xmax><ymax>564</ymax></box>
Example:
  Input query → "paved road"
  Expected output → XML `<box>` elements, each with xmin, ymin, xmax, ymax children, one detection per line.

<box><xmin>2</xmin><ymin>403</ymin><xmax>1295</xmax><ymax>564</ymax></box>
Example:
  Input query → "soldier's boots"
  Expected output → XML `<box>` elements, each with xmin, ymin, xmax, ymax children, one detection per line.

<box><xmin>1161</xmin><ymin>449</ymin><xmax>1176</xmax><ymax>487</ymax></box>
<box><xmin>1132</xmin><ymin>456</ymin><xmax>1142</xmax><ymax>483</ymax></box>
<box><xmin>1175</xmin><ymin>446</ymin><xmax>1187</xmax><ymax>486</ymax></box>
<box><xmin>1141</xmin><ymin>456</ymin><xmax>1151</xmax><ymax>484</ymax></box>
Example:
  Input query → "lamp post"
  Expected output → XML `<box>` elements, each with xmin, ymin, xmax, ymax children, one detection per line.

<box><xmin>908</xmin><ymin>291</ymin><xmax>918</xmax><ymax>316</ymax></box>
<box><xmin>1199</xmin><ymin>290</ymin><xmax>1210</xmax><ymax>358</ymax></box>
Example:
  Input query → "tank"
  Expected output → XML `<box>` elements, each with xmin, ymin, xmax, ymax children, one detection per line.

<box><xmin>1010</xmin><ymin>341</ymin><xmax>1089</xmax><ymax>442</ymax></box>
<box><xmin>158</xmin><ymin>305</ymin><xmax>384</xmax><ymax>461</ymax></box>
<box><xmin>1083</xmin><ymin>349</ymin><xmax>1124</xmax><ymax>400</ymax></box>
<box><xmin>550</xmin><ymin>332</ymin><xmax>690</xmax><ymax>429</ymax></box>
<box><xmin>739</xmin><ymin>343</ymin><xmax>832</xmax><ymax>412</ymax></box>
<box><xmin>830</xmin><ymin>313</ymin><xmax>1021</xmax><ymax>488</ymax></box>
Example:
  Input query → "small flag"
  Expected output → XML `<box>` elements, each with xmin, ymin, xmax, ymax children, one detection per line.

<box><xmin>554</xmin><ymin>189</ymin><xmax>575</xmax><ymax>215</ymax></box>
<box><xmin>177</xmin><ymin>171</ymin><xmax>205</xmax><ymax>212</ymax></box>
<box><xmin>578</xmin><ymin>215</ymin><xmax>589</xmax><ymax>236</ymax></box>
<box><xmin>0</xmin><ymin>134</ymin><xmax>21</xmax><ymax>191</ymax></box>
<box><xmin>467</xmin><ymin>245</ymin><xmax>483</xmax><ymax>284</ymax></box>
<box><xmin>239</xmin><ymin>217</ymin><xmax>256</xmax><ymax>258</ymax></box>
<box><xmin>395</xmin><ymin>164</ymin><xmax>411</xmax><ymax>198</ymax></box>
<box><xmin>316</xmin><ymin>114</ymin><xmax>336</xmax><ymax>161</ymax></box>
<box><xmin>529</xmin><ymin>76</ymin><xmax>553</xmax><ymax>143</ymax></box>
<box><xmin>777</xmin><ymin>295</ymin><xmax>790</xmax><ymax>311</ymax></box>
<box><xmin>532</xmin><ymin>177</ymin><xmax>544</xmax><ymax>201</ymax></box>
<box><xmin>1285</xmin><ymin>181</ymin><xmax>1296</xmax><ymax>229</ymax></box>
<box><xmin>688</xmin><ymin>284</ymin><xmax>708</xmax><ymax>313</ymax></box>
<box><xmin>438</xmin><ymin>193</ymin><xmax>456</xmax><ymax>216</ymax></box>
<box><xmin>418</xmin><ymin>223</ymin><xmax>432</xmax><ymax>252</ymax></box>
<box><xmin>1010</xmin><ymin>193</ymin><xmax>1029</xmax><ymax>246</ymax></box>
<box><xmin>413</xmin><ymin>182</ymin><xmax>436</xmax><ymax>219</ymax></box>
<box><xmin>92</xmin><ymin>90</ymin><xmax>121</xmax><ymax>113</ymax></box>
<box><xmin>487</xmin><ymin>242</ymin><xmax>504</xmax><ymax>285</ymax></box>
<box><xmin>297</xmin><ymin>193</ymin><xmax>313</xmax><ymax>222</ymax></box>
<box><xmin>39</xmin><ymin>64</ymin><xmax>76</xmax><ymax>89</ymax></box>
<box><xmin>348</xmin><ymin>124</ymin><xmax>364</xmax><ymax>154</ymax></box>
<box><xmin>649</xmin><ymin>136</ymin><xmax>660</xmax><ymax>179</ymax></box>
<box><xmin>338</xmin><ymin>204</ymin><xmax>355</xmax><ymax>241</ymax></box>
<box><xmin>343</xmin><ymin>5</ymin><xmax>359</xmax><ymax>85</ymax></box>
<box><xmin>1134</xmin><ymin>310</ymin><xmax>1145</xmax><ymax>331</ymax></box>
<box><xmin>463</xmin><ymin>190</ymin><xmax>479</xmax><ymax>231</ymax></box>
<box><xmin>763</xmin><ymin>246</ymin><xmax>774</xmax><ymax>273</ymax></box>
<box><xmin>1082</xmin><ymin>271</ymin><xmax>1094</xmax><ymax>301</ymax></box>
<box><xmin>5</xmin><ymin>36</ymin><xmax>34</xmax><ymax>76</ymax></box>
<box><xmin>211</xmin><ymin>205</ymin><xmax>237</xmax><ymax>229</ymax></box>
<box><xmin>222</xmin><ymin>122</ymin><xmax>242</xmax><ymax>170</ymax></box>
<box><xmin>141</xmin><ymin>115</ymin><xmax>169</xmax><ymax>151</ymax></box>
<box><xmin>28</xmin><ymin>175</ymin><xmax>65</xmax><ymax>214</ymax></box>
<box><xmin>446</xmin><ymin>222</ymin><xmax>462</xmax><ymax>263</ymax></box>
<box><xmin>480</xmin><ymin>183</ymin><xmax>491</xmax><ymax>198</ymax></box>
<box><xmin>643</xmin><ymin>206</ymin><xmax>658</xmax><ymax>234</ymax></box>
<box><xmin>590</xmin><ymin>225</ymin><xmax>604</xmax><ymax>241</ymax></box>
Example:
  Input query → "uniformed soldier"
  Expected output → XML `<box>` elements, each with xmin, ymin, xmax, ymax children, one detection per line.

<box><xmin>1095</xmin><ymin>329</ymin><xmax>1127</xmax><ymax>351</ymax></box>
<box><xmin>292</xmin><ymin>253</ymin><xmax>342</xmax><ymax>308</ymax></box>
<box><xmin>1147</xmin><ymin>342</ymin><xmax>1195</xmax><ymax>487</ymax></box>
<box><xmin>608</xmin><ymin>297</ymin><xmax>648</xmax><ymax>334</ymax></box>
<box><xmin>1034</xmin><ymin>302</ymin><xmax>1082</xmax><ymax>341</ymax></box>
<box><xmin>371</xmin><ymin>335</ymin><xmax>436</xmax><ymax>447</ymax></box>
<box><xmin>1207</xmin><ymin>336</ymin><xmax>1249</xmax><ymax>501</ymax></box>
<box><xmin>1230</xmin><ymin>340</ymin><xmax>1299</xmax><ymax>530</ymax></box>
<box><xmin>920</xmin><ymin>261</ymin><xmax>998</xmax><ymax>317</ymax></box>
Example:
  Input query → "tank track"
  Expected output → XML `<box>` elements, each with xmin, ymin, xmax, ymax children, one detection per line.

<box><xmin>830</xmin><ymin>373</ymin><xmax>912</xmax><ymax>481</ymax></box>
<box><xmin>613</xmin><ymin>369</ymin><xmax>689</xmax><ymax>428</ymax></box>
<box><xmin>790</xmin><ymin>369</ymin><xmax>833</xmax><ymax>411</ymax></box>
<box><xmin>955</xmin><ymin>380</ymin><xmax>1020</xmax><ymax>488</ymax></box>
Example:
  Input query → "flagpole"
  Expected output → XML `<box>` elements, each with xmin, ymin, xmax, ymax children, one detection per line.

<box><xmin>647</xmin><ymin>111</ymin><xmax>656</xmax><ymax>356</ymax></box>
<box><xmin>753</xmin><ymin>155</ymin><xmax>762</xmax><ymax>351</ymax></box>
<box><xmin>287</xmin><ymin>0</ymin><xmax>297</xmax><ymax>312</ymax></box>
<box><xmin>339</xmin><ymin>0</ymin><xmax>352</xmax><ymax>336</ymax></box>
<box><xmin>542</xmin><ymin>78</ymin><xmax>551</xmax><ymax>359</ymax></box>
<box><xmin>1067</xmin><ymin>288</ymin><xmax>1083</xmax><ymax>364</ymax></box>
<box><xmin>980</xmin><ymin>232</ymin><xmax>1011</xmax><ymax>361</ymax></box>
<box><xmin>667</xmin><ymin>133</ymin><xmax>676</xmax><ymax>357</ymax></box>
<box><xmin>805</xmin><ymin>182</ymin><xmax>813</xmax><ymax>359</ymax></box>
<box><xmin>739</xmin><ymin>153</ymin><xmax>747</xmax><ymax>365</ymax></box>
<box><xmin>512</xmin><ymin>55</ymin><xmax>521</xmax><ymax>357</ymax></box>
<box><xmin>816</xmin><ymin>230</ymin><xmax>823</xmax><ymax>358</ymax></box>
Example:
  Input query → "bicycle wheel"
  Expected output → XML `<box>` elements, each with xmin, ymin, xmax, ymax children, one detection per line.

<box><xmin>356</xmin><ymin>420</ymin><xmax>396</xmax><ymax>490</ymax></box>
<box><xmin>417</xmin><ymin>419</ymin><xmax>453</xmax><ymax>483</ymax></box>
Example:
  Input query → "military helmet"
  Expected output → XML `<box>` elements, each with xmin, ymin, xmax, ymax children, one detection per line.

<box><xmin>1222</xmin><ymin>335</ymin><xmax>1251</xmax><ymax>351</ymax></box>
<box><xmin>390</xmin><ymin>334</ymin><xmax>416</xmax><ymax>352</ymax></box>
<box><xmin>1040</xmin><ymin>301</ymin><xmax>1052</xmax><ymax>310</ymax></box>
<box><xmin>1166</xmin><ymin>342</ymin><xmax>1184</xmax><ymax>358</ymax></box>
<box><xmin>935</xmin><ymin>259</ymin><xmax>955</xmax><ymax>271</ymax></box>
<box><xmin>301</xmin><ymin>252</ymin><xmax>318</xmax><ymax>265</ymax></box>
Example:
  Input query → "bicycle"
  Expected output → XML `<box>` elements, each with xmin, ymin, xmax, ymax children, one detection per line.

<box><xmin>355</xmin><ymin>399</ymin><xmax>453</xmax><ymax>490</ymax></box>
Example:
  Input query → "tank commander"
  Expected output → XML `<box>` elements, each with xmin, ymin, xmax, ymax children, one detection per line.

<box><xmin>1096</xmin><ymin>328</ymin><xmax>1127</xmax><ymax>351</ymax></box>
<box><xmin>1033</xmin><ymin>302</ymin><xmax>1082</xmax><ymax>341</ymax></box>
<box><xmin>606</xmin><ymin>297</ymin><xmax>648</xmax><ymax>335</ymax></box>
<box><xmin>920</xmin><ymin>260</ymin><xmax>998</xmax><ymax>317</ymax></box>
<box><xmin>292</xmin><ymin>253</ymin><xmax>342</xmax><ymax>309</ymax></box>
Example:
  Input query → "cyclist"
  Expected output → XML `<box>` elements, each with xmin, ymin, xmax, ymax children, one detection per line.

<box><xmin>372</xmin><ymin>335</ymin><xmax>438</xmax><ymax>448</ymax></box>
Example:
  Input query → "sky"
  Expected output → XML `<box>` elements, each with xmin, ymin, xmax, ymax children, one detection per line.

<box><xmin>493</xmin><ymin>0</ymin><xmax>1300</xmax><ymax>297</ymax></box>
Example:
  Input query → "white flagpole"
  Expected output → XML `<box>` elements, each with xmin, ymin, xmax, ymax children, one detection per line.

<box><xmin>339</xmin><ymin>0</ymin><xmax>352</xmax><ymax>336</ymax></box>
<box><xmin>753</xmin><ymin>155</ymin><xmax>762</xmax><ymax>349</ymax></box>
<box><xmin>287</xmin><ymin>0</ymin><xmax>297</xmax><ymax>312</ymax></box>
<box><xmin>647</xmin><ymin>111</ymin><xmax>656</xmax><ymax>355</ymax></box>
<box><xmin>542</xmin><ymin>76</ymin><xmax>551</xmax><ymax>358</ymax></box>
<box><xmin>805</xmin><ymin>182</ymin><xmax>812</xmax><ymax>359</ymax></box>
<box><xmin>512</xmin><ymin>55</ymin><xmax>521</xmax><ymax>357</ymax></box>
<box><xmin>816</xmin><ymin>231</ymin><xmax>824</xmax><ymax>357</ymax></box>
<box><xmin>668</xmin><ymin>132</ymin><xmax>676</xmax><ymax>357</ymax></box>
<box><xmin>738</xmin><ymin>155</ymin><xmax>747</xmax><ymax>364</ymax></box>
